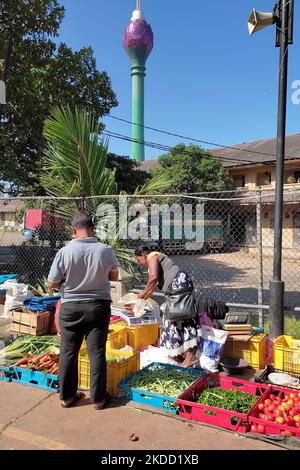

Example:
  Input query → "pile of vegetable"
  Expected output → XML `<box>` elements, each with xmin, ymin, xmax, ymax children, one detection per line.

<box><xmin>197</xmin><ymin>387</ymin><xmax>257</xmax><ymax>414</ymax></box>
<box><xmin>106</xmin><ymin>356</ymin><xmax>130</xmax><ymax>364</ymax></box>
<box><xmin>251</xmin><ymin>391</ymin><xmax>300</xmax><ymax>435</ymax></box>
<box><xmin>16</xmin><ymin>352</ymin><xmax>59</xmax><ymax>374</ymax></box>
<box><xmin>125</xmin><ymin>367</ymin><xmax>198</xmax><ymax>397</ymax></box>
<box><xmin>0</xmin><ymin>335</ymin><xmax>60</xmax><ymax>367</ymax></box>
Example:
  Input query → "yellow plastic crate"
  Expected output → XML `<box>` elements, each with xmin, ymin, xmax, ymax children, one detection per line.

<box><xmin>106</xmin><ymin>321</ymin><xmax>128</xmax><ymax>351</ymax></box>
<box><xmin>274</xmin><ymin>335</ymin><xmax>300</xmax><ymax>375</ymax></box>
<box><xmin>126</xmin><ymin>323</ymin><xmax>159</xmax><ymax>351</ymax></box>
<box><xmin>221</xmin><ymin>333</ymin><xmax>266</xmax><ymax>369</ymax></box>
<box><xmin>80</xmin><ymin>321</ymin><xmax>127</xmax><ymax>353</ymax></box>
<box><xmin>78</xmin><ymin>348</ymin><xmax>140</xmax><ymax>395</ymax></box>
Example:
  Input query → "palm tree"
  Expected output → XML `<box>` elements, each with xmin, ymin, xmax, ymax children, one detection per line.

<box><xmin>42</xmin><ymin>106</ymin><xmax>170</xmax><ymax>279</ymax></box>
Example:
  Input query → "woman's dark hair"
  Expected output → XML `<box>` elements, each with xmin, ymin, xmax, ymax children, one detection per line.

<box><xmin>134</xmin><ymin>245</ymin><xmax>152</xmax><ymax>256</ymax></box>
<box><xmin>71</xmin><ymin>211</ymin><xmax>94</xmax><ymax>229</ymax></box>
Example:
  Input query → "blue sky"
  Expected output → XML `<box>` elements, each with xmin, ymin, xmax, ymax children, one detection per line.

<box><xmin>58</xmin><ymin>0</ymin><xmax>300</xmax><ymax>161</ymax></box>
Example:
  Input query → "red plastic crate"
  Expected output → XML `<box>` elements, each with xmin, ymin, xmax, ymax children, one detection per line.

<box><xmin>247</xmin><ymin>385</ymin><xmax>300</xmax><ymax>437</ymax></box>
<box><xmin>177</xmin><ymin>373</ymin><xmax>269</xmax><ymax>432</ymax></box>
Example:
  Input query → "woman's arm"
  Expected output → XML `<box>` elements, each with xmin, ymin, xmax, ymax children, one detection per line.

<box><xmin>138</xmin><ymin>256</ymin><xmax>159</xmax><ymax>300</ymax></box>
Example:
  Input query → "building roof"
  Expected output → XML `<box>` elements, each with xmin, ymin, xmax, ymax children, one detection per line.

<box><xmin>140</xmin><ymin>133</ymin><xmax>300</xmax><ymax>171</ymax></box>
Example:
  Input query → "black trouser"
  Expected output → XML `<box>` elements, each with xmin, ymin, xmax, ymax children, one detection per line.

<box><xmin>59</xmin><ymin>299</ymin><xmax>111</xmax><ymax>403</ymax></box>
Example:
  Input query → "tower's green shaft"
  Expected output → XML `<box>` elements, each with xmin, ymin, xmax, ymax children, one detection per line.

<box><xmin>131</xmin><ymin>60</ymin><xmax>145</xmax><ymax>162</ymax></box>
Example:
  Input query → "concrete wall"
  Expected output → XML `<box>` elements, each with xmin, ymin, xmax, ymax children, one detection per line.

<box><xmin>229</xmin><ymin>162</ymin><xmax>300</xmax><ymax>190</ymax></box>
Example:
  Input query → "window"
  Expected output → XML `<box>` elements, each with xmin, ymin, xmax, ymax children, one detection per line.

<box><xmin>257</xmin><ymin>171</ymin><xmax>271</xmax><ymax>186</ymax></box>
<box><xmin>294</xmin><ymin>170</ymin><xmax>300</xmax><ymax>183</ymax></box>
<box><xmin>232</xmin><ymin>175</ymin><xmax>245</xmax><ymax>188</ymax></box>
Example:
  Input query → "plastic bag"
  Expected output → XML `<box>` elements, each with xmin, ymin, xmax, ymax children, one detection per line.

<box><xmin>140</xmin><ymin>346</ymin><xmax>178</xmax><ymax>368</ymax></box>
<box><xmin>198</xmin><ymin>312</ymin><xmax>214</xmax><ymax>327</ymax></box>
<box><xmin>197</xmin><ymin>325</ymin><xmax>228</xmax><ymax>373</ymax></box>
<box><xmin>0</xmin><ymin>280</ymin><xmax>34</xmax><ymax>315</ymax></box>
<box><xmin>117</xmin><ymin>293</ymin><xmax>139</xmax><ymax>307</ymax></box>
<box><xmin>118</xmin><ymin>293</ymin><xmax>160</xmax><ymax>319</ymax></box>
<box><xmin>133</xmin><ymin>298</ymin><xmax>160</xmax><ymax>318</ymax></box>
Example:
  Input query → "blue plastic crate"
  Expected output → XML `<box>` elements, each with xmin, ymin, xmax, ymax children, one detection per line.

<box><xmin>0</xmin><ymin>365</ymin><xmax>59</xmax><ymax>393</ymax></box>
<box><xmin>118</xmin><ymin>362</ymin><xmax>206</xmax><ymax>414</ymax></box>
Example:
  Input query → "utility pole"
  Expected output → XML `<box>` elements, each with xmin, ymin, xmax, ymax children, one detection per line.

<box><xmin>248</xmin><ymin>0</ymin><xmax>294</xmax><ymax>338</ymax></box>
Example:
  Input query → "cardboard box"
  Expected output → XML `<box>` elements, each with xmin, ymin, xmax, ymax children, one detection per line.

<box><xmin>9</xmin><ymin>309</ymin><xmax>51</xmax><ymax>336</ymax></box>
<box><xmin>110</xmin><ymin>279</ymin><xmax>133</xmax><ymax>305</ymax></box>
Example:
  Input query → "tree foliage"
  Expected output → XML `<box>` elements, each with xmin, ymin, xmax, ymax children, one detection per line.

<box><xmin>0</xmin><ymin>0</ymin><xmax>118</xmax><ymax>193</ymax></box>
<box><xmin>106</xmin><ymin>153</ymin><xmax>149</xmax><ymax>193</ymax></box>
<box><xmin>150</xmin><ymin>144</ymin><xmax>229</xmax><ymax>193</ymax></box>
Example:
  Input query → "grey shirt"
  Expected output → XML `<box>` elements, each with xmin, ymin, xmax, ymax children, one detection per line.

<box><xmin>48</xmin><ymin>237</ymin><xmax>118</xmax><ymax>303</ymax></box>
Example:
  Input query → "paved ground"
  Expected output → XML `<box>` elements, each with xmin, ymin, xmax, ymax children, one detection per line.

<box><xmin>172</xmin><ymin>251</ymin><xmax>300</xmax><ymax>307</ymax></box>
<box><xmin>0</xmin><ymin>381</ymin><xmax>282</xmax><ymax>451</ymax></box>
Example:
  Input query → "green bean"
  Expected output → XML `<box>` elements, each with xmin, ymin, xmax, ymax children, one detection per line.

<box><xmin>126</xmin><ymin>366</ymin><xmax>199</xmax><ymax>397</ymax></box>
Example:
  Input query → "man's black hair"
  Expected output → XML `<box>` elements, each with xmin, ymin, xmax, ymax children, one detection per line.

<box><xmin>134</xmin><ymin>245</ymin><xmax>158</xmax><ymax>256</ymax></box>
<box><xmin>71</xmin><ymin>211</ymin><xmax>94</xmax><ymax>229</ymax></box>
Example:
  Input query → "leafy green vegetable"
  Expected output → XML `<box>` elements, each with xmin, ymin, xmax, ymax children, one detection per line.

<box><xmin>197</xmin><ymin>387</ymin><xmax>256</xmax><ymax>414</ymax></box>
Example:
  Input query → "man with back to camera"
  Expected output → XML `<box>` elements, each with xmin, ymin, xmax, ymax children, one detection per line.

<box><xmin>48</xmin><ymin>212</ymin><xmax>118</xmax><ymax>410</ymax></box>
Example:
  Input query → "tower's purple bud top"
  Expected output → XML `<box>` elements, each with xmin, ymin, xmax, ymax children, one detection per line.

<box><xmin>124</xmin><ymin>18</ymin><xmax>153</xmax><ymax>60</ymax></box>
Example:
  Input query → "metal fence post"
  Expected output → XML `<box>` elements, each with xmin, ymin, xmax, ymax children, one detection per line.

<box><xmin>256</xmin><ymin>190</ymin><xmax>264</xmax><ymax>326</ymax></box>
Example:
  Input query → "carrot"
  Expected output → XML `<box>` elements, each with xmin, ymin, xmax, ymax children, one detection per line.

<box><xmin>37</xmin><ymin>360</ymin><xmax>56</xmax><ymax>370</ymax></box>
<box><xmin>50</xmin><ymin>366</ymin><xmax>59</xmax><ymax>374</ymax></box>
<box><xmin>16</xmin><ymin>357</ymin><xmax>30</xmax><ymax>366</ymax></box>
<box><xmin>31</xmin><ymin>353</ymin><xmax>49</xmax><ymax>365</ymax></box>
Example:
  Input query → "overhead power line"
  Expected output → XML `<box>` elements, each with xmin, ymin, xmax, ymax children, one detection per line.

<box><xmin>107</xmin><ymin>115</ymin><xmax>280</xmax><ymax>159</ymax></box>
<box><xmin>104</xmin><ymin>130</ymin><xmax>256</xmax><ymax>165</ymax></box>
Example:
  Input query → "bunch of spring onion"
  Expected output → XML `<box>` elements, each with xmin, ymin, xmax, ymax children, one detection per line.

<box><xmin>0</xmin><ymin>335</ymin><xmax>60</xmax><ymax>366</ymax></box>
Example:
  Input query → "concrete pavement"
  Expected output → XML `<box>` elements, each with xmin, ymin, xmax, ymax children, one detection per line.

<box><xmin>0</xmin><ymin>381</ymin><xmax>282</xmax><ymax>451</ymax></box>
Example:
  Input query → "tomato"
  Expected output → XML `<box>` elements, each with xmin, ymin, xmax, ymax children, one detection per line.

<box><xmin>257</xmin><ymin>424</ymin><xmax>265</xmax><ymax>434</ymax></box>
<box><xmin>275</xmin><ymin>416</ymin><xmax>284</xmax><ymax>424</ymax></box>
<box><xmin>289</xmin><ymin>393</ymin><xmax>296</xmax><ymax>400</ymax></box>
<box><xmin>259</xmin><ymin>413</ymin><xmax>264</xmax><ymax>418</ymax></box>
<box><xmin>294</xmin><ymin>397</ymin><xmax>300</xmax><ymax>403</ymax></box>
<box><xmin>274</xmin><ymin>409</ymin><xmax>283</xmax><ymax>417</ymax></box>
<box><xmin>268</xmin><ymin>404</ymin><xmax>275</xmax><ymax>412</ymax></box>
<box><xmin>264</xmin><ymin>399</ymin><xmax>272</xmax><ymax>406</ymax></box>
<box><xmin>281</xmin><ymin>431</ymin><xmax>294</xmax><ymax>436</ymax></box>
<box><xmin>266</xmin><ymin>414</ymin><xmax>275</xmax><ymax>422</ymax></box>
<box><xmin>294</xmin><ymin>404</ymin><xmax>300</xmax><ymax>413</ymax></box>
<box><xmin>278</xmin><ymin>405</ymin><xmax>285</xmax><ymax>412</ymax></box>
<box><xmin>283</xmin><ymin>405</ymin><xmax>291</xmax><ymax>413</ymax></box>
<box><xmin>250</xmin><ymin>424</ymin><xmax>258</xmax><ymax>433</ymax></box>
<box><xmin>298</xmin><ymin>393</ymin><xmax>300</xmax><ymax>398</ymax></box>
<box><xmin>270</xmin><ymin>394</ymin><xmax>276</xmax><ymax>401</ymax></box>
<box><xmin>295</xmin><ymin>422</ymin><xmax>300</xmax><ymax>428</ymax></box>
<box><xmin>287</xmin><ymin>399</ymin><xmax>294</xmax><ymax>406</ymax></box>
<box><xmin>289</xmin><ymin>410</ymin><xmax>296</xmax><ymax>417</ymax></box>
<box><xmin>293</xmin><ymin>415</ymin><xmax>300</xmax><ymax>423</ymax></box>
<box><xmin>285</xmin><ymin>416</ymin><xmax>294</xmax><ymax>426</ymax></box>
<box><xmin>258</xmin><ymin>403</ymin><xmax>264</xmax><ymax>411</ymax></box>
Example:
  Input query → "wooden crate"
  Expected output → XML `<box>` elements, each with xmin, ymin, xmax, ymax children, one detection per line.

<box><xmin>9</xmin><ymin>309</ymin><xmax>51</xmax><ymax>336</ymax></box>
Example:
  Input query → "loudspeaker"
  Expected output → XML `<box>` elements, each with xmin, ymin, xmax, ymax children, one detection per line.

<box><xmin>248</xmin><ymin>9</ymin><xmax>275</xmax><ymax>36</ymax></box>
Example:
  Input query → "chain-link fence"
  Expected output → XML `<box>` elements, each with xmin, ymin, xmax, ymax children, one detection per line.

<box><xmin>0</xmin><ymin>189</ymin><xmax>300</xmax><ymax>335</ymax></box>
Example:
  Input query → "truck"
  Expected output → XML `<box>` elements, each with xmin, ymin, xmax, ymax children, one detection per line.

<box><xmin>22</xmin><ymin>209</ymin><xmax>62</xmax><ymax>242</ymax></box>
<box><xmin>154</xmin><ymin>213</ymin><xmax>224</xmax><ymax>254</ymax></box>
